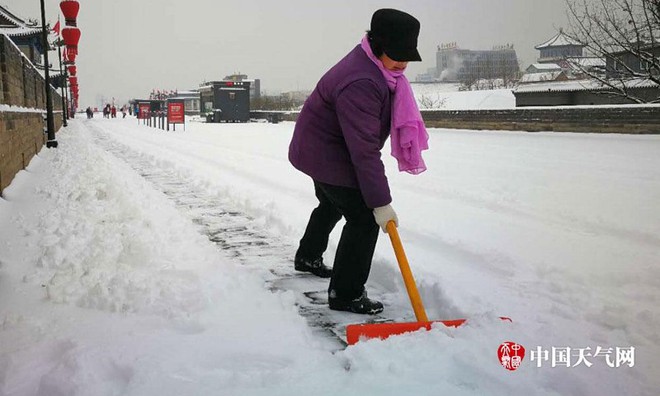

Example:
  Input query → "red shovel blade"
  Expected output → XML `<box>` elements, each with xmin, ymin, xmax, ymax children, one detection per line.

<box><xmin>346</xmin><ymin>317</ymin><xmax>512</xmax><ymax>345</ymax></box>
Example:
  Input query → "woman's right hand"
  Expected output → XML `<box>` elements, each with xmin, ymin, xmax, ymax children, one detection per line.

<box><xmin>373</xmin><ymin>204</ymin><xmax>398</xmax><ymax>233</ymax></box>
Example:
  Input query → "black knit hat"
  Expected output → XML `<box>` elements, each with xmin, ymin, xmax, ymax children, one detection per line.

<box><xmin>370</xmin><ymin>8</ymin><xmax>422</xmax><ymax>62</ymax></box>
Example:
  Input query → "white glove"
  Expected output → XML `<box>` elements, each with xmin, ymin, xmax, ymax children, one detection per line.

<box><xmin>373</xmin><ymin>204</ymin><xmax>398</xmax><ymax>233</ymax></box>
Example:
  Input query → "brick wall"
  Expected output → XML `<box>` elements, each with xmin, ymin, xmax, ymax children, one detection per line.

<box><xmin>0</xmin><ymin>34</ymin><xmax>64</xmax><ymax>195</ymax></box>
<box><xmin>0</xmin><ymin>112</ymin><xmax>46</xmax><ymax>193</ymax></box>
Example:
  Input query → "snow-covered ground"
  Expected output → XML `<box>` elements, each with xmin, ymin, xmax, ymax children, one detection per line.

<box><xmin>0</xmin><ymin>116</ymin><xmax>658</xmax><ymax>395</ymax></box>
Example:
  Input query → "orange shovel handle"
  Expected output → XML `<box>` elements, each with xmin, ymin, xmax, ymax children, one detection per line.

<box><xmin>386</xmin><ymin>221</ymin><xmax>429</xmax><ymax>322</ymax></box>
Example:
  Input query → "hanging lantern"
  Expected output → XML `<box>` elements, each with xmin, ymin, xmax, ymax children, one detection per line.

<box><xmin>69</xmin><ymin>76</ymin><xmax>78</xmax><ymax>84</ymax></box>
<box><xmin>60</xmin><ymin>0</ymin><xmax>80</xmax><ymax>27</ymax></box>
<box><xmin>67</xmin><ymin>65</ymin><xmax>77</xmax><ymax>76</ymax></box>
<box><xmin>63</xmin><ymin>48</ymin><xmax>71</xmax><ymax>64</ymax></box>
<box><xmin>62</xmin><ymin>27</ymin><xmax>81</xmax><ymax>56</ymax></box>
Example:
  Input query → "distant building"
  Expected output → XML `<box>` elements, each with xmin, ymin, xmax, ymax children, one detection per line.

<box><xmin>559</xmin><ymin>57</ymin><xmax>606</xmax><ymax>78</ymax></box>
<box><xmin>513</xmin><ymin>78</ymin><xmax>659</xmax><ymax>106</ymax></box>
<box><xmin>534</xmin><ymin>28</ymin><xmax>584</xmax><ymax>63</ymax></box>
<box><xmin>435</xmin><ymin>42</ymin><xmax>519</xmax><ymax>83</ymax></box>
<box><xmin>606</xmin><ymin>44</ymin><xmax>660</xmax><ymax>79</ymax></box>
<box><xmin>199</xmin><ymin>80</ymin><xmax>251</xmax><ymax>123</ymax></box>
<box><xmin>415</xmin><ymin>67</ymin><xmax>439</xmax><ymax>82</ymax></box>
<box><xmin>519</xmin><ymin>30</ymin><xmax>604</xmax><ymax>85</ymax></box>
<box><xmin>168</xmin><ymin>90</ymin><xmax>200</xmax><ymax>115</ymax></box>
<box><xmin>515</xmin><ymin>29</ymin><xmax>659</xmax><ymax>105</ymax></box>
<box><xmin>525</xmin><ymin>63</ymin><xmax>562</xmax><ymax>74</ymax></box>
<box><xmin>0</xmin><ymin>5</ymin><xmax>44</xmax><ymax>66</ymax></box>
<box><xmin>224</xmin><ymin>73</ymin><xmax>261</xmax><ymax>99</ymax></box>
<box><xmin>0</xmin><ymin>5</ymin><xmax>66</xmax><ymax>89</ymax></box>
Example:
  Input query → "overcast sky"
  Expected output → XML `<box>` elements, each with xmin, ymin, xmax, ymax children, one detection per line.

<box><xmin>5</xmin><ymin>0</ymin><xmax>570</xmax><ymax>107</ymax></box>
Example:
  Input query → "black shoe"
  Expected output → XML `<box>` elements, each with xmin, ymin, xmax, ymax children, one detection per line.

<box><xmin>294</xmin><ymin>256</ymin><xmax>333</xmax><ymax>278</ymax></box>
<box><xmin>329</xmin><ymin>290</ymin><xmax>384</xmax><ymax>315</ymax></box>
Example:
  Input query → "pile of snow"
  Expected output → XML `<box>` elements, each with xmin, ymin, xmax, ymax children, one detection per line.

<box><xmin>1</xmin><ymin>117</ymin><xmax>658</xmax><ymax>395</ymax></box>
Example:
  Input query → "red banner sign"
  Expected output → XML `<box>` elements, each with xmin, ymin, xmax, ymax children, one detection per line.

<box><xmin>138</xmin><ymin>103</ymin><xmax>150</xmax><ymax>119</ymax></box>
<box><xmin>168</xmin><ymin>101</ymin><xmax>185</xmax><ymax>124</ymax></box>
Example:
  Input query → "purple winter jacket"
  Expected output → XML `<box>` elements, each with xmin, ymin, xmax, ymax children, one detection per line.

<box><xmin>288</xmin><ymin>45</ymin><xmax>392</xmax><ymax>209</ymax></box>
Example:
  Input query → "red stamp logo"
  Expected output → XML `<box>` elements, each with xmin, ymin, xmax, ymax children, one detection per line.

<box><xmin>498</xmin><ymin>341</ymin><xmax>525</xmax><ymax>371</ymax></box>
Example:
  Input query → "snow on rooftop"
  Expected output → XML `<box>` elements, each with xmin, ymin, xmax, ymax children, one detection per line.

<box><xmin>535</xmin><ymin>30</ymin><xmax>583</xmax><ymax>49</ymax></box>
<box><xmin>520</xmin><ymin>71</ymin><xmax>565</xmax><ymax>84</ymax></box>
<box><xmin>528</xmin><ymin>63</ymin><xmax>562</xmax><ymax>71</ymax></box>
<box><xmin>514</xmin><ymin>77</ymin><xmax>659</xmax><ymax>93</ymax></box>
<box><xmin>566</xmin><ymin>57</ymin><xmax>606</xmax><ymax>68</ymax></box>
<box><xmin>0</xmin><ymin>4</ymin><xmax>39</xmax><ymax>28</ymax></box>
<box><xmin>0</xmin><ymin>25</ymin><xmax>41</xmax><ymax>37</ymax></box>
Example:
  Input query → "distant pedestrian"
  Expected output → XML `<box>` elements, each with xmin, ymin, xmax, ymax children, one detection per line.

<box><xmin>111</xmin><ymin>105</ymin><xmax>117</xmax><ymax>118</ymax></box>
<box><xmin>288</xmin><ymin>9</ymin><xmax>428</xmax><ymax>315</ymax></box>
<box><xmin>86</xmin><ymin>106</ymin><xmax>93</xmax><ymax>119</ymax></box>
<box><xmin>121</xmin><ymin>105</ymin><xmax>127</xmax><ymax>118</ymax></box>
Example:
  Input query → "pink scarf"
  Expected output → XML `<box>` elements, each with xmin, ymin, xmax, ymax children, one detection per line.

<box><xmin>360</xmin><ymin>35</ymin><xmax>429</xmax><ymax>174</ymax></box>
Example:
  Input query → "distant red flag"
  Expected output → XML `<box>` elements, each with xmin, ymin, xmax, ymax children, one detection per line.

<box><xmin>52</xmin><ymin>20</ymin><xmax>61</xmax><ymax>36</ymax></box>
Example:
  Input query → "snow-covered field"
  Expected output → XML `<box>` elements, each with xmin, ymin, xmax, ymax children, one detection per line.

<box><xmin>0</xmin><ymin>116</ymin><xmax>658</xmax><ymax>395</ymax></box>
<box><xmin>411</xmin><ymin>83</ymin><xmax>515</xmax><ymax>109</ymax></box>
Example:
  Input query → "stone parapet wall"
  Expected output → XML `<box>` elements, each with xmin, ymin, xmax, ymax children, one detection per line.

<box><xmin>0</xmin><ymin>34</ymin><xmax>64</xmax><ymax>195</ymax></box>
<box><xmin>420</xmin><ymin>107</ymin><xmax>660</xmax><ymax>134</ymax></box>
<box><xmin>253</xmin><ymin>106</ymin><xmax>660</xmax><ymax>134</ymax></box>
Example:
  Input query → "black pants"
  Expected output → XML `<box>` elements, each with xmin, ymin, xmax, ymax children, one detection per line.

<box><xmin>296</xmin><ymin>180</ymin><xmax>379</xmax><ymax>301</ymax></box>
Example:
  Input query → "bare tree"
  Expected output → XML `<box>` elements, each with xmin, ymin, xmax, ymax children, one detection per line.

<box><xmin>418</xmin><ymin>94</ymin><xmax>447</xmax><ymax>109</ymax></box>
<box><xmin>458</xmin><ymin>51</ymin><xmax>520</xmax><ymax>90</ymax></box>
<box><xmin>499</xmin><ymin>56</ymin><xmax>521</xmax><ymax>88</ymax></box>
<box><xmin>251</xmin><ymin>94</ymin><xmax>305</xmax><ymax>111</ymax></box>
<box><xmin>565</xmin><ymin>0</ymin><xmax>660</xmax><ymax>103</ymax></box>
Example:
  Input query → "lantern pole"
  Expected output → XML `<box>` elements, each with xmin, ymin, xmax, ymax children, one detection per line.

<box><xmin>40</xmin><ymin>0</ymin><xmax>57</xmax><ymax>148</ymax></box>
<box><xmin>56</xmin><ymin>38</ymin><xmax>68</xmax><ymax>126</ymax></box>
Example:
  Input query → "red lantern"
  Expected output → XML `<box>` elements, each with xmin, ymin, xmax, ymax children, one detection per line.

<box><xmin>69</xmin><ymin>76</ymin><xmax>78</xmax><ymax>84</ymax></box>
<box><xmin>62</xmin><ymin>27</ymin><xmax>81</xmax><ymax>56</ymax></box>
<box><xmin>67</xmin><ymin>65</ymin><xmax>77</xmax><ymax>76</ymax></box>
<box><xmin>60</xmin><ymin>0</ymin><xmax>80</xmax><ymax>26</ymax></box>
<box><xmin>63</xmin><ymin>48</ymin><xmax>71</xmax><ymax>64</ymax></box>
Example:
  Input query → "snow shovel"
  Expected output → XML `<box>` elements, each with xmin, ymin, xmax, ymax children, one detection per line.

<box><xmin>346</xmin><ymin>221</ymin><xmax>510</xmax><ymax>345</ymax></box>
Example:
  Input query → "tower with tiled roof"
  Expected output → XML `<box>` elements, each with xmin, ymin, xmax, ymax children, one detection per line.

<box><xmin>534</xmin><ymin>28</ymin><xmax>584</xmax><ymax>63</ymax></box>
<box><xmin>0</xmin><ymin>4</ymin><xmax>45</xmax><ymax>65</ymax></box>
